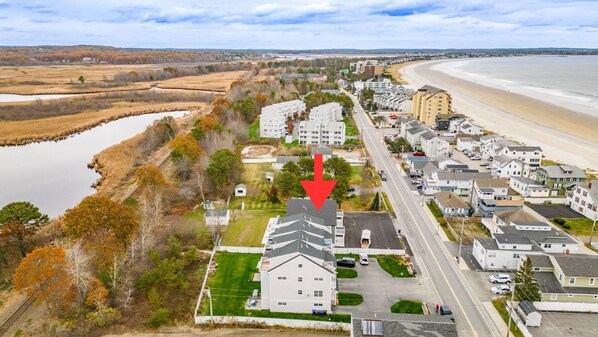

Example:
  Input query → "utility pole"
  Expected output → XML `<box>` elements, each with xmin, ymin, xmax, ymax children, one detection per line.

<box><xmin>589</xmin><ymin>213</ymin><xmax>597</xmax><ymax>246</ymax></box>
<box><xmin>506</xmin><ymin>283</ymin><xmax>518</xmax><ymax>337</ymax></box>
<box><xmin>457</xmin><ymin>217</ymin><xmax>466</xmax><ymax>264</ymax></box>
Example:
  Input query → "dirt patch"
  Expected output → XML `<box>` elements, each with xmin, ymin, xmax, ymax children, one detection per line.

<box><xmin>241</xmin><ymin>145</ymin><xmax>278</xmax><ymax>159</ymax></box>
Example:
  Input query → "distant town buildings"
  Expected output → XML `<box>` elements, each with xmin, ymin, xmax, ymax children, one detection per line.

<box><xmin>354</xmin><ymin>78</ymin><xmax>393</xmax><ymax>93</ymax></box>
<box><xmin>373</xmin><ymin>85</ymin><xmax>414</xmax><ymax>112</ymax></box>
<box><xmin>412</xmin><ymin>85</ymin><xmax>453</xmax><ymax>126</ymax></box>
<box><xmin>260</xmin><ymin>100</ymin><xmax>306</xmax><ymax>138</ymax></box>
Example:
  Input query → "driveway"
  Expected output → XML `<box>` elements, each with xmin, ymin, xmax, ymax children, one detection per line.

<box><xmin>451</xmin><ymin>149</ymin><xmax>491</xmax><ymax>173</ymax></box>
<box><xmin>528</xmin><ymin>205</ymin><xmax>583</xmax><ymax>219</ymax></box>
<box><xmin>335</xmin><ymin>257</ymin><xmax>438</xmax><ymax>314</ymax></box>
<box><xmin>344</xmin><ymin>212</ymin><xmax>403</xmax><ymax>249</ymax></box>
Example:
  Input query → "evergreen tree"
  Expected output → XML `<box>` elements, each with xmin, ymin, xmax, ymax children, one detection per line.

<box><xmin>369</xmin><ymin>192</ymin><xmax>381</xmax><ymax>211</ymax></box>
<box><xmin>513</xmin><ymin>256</ymin><xmax>542</xmax><ymax>302</ymax></box>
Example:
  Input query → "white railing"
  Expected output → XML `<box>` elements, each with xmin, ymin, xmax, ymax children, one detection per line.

<box><xmin>217</xmin><ymin>246</ymin><xmax>264</xmax><ymax>254</ymax></box>
<box><xmin>533</xmin><ymin>301</ymin><xmax>598</xmax><ymax>313</ymax></box>
<box><xmin>335</xmin><ymin>247</ymin><xmax>405</xmax><ymax>255</ymax></box>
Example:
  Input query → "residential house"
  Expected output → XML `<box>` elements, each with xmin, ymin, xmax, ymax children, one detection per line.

<box><xmin>420</xmin><ymin>132</ymin><xmax>451</xmax><ymax>157</ymax></box>
<box><xmin>399</xmin><ymin>118</ymin><xmax>420</xmax><ymax>137</ymax></box>
<box><xmin>435</xmin><ymin>113</ymin><xmax>465</xmax><ymax>131</ymax></box>
<box><xmin>205</xmin><ymin>209</ymin><xmax>230</xmax><ymax>226</ymax></box>
<box><xmin>311</xmin><ymin>146</ymin><xmax>335</xmax><ymax>162</ymax></box>
<box><xmin>423</xmin><ymin>171</ymin><xmax>492</xmax><ymax>196</ymax></box>
<box><xmin>480</xmin><ymin>135</ymin><xmax>516</xmax><ymax>160</ymax></box>
<box><xmin>410</xmin><ymin>160</ymin><xmax>440</xmax><ymax>178</ymax></box>
<box><xmin>491</xmin><ymin>155</ymin><xmax>527</xmax><ymax>179</ymax></box>
<box><xmin>234</xmin><ymin>183</ymin><xmax>247</xmax><ymax>197</ymax></box>
<box><xmin>434</xmin><ymin>191</ymin><xmax>471</xmax><ymax>216</ymax></box>
<box><xmin>509</xmin><ymin>177</ymin><xmax>550</xmax><ymax>198</ymax></box>
<box><xmin>567</xmin><ymin>180</ymin><xmax>598</xmax><ymax>219</ymax></box>
<box><xmin>350</xmin><ymin>312</ymin><xmax>457</xmax><ymax>337</ymax></box>
<box><xmin>260</xmin><ymin>214</ymin><xmax>337</xmax><ymax>313</ymax></box>
<box><xmin>456</xmin><ymin>121</ymin><xmax>484</xmax><ymax>135</ymax></box>
<box><xmin>496</xmin><ymin>146</ymin><xmax>543</xmax><ymax>168</ymax></box>
<box><xmin>529</xmin><ymin>254</ymin><xmax>598</xmax><ymax>309</ymax></box>
<box><xmin>481</xmin><ymin>209</ymin><xmax>542</xmax><ymax>233</ymax></box>
<box><xmin>260</xmin><ymin>100</ymin><xmax>306</xmax><ymax>138</ymax></box>
<box><xmin>272</xmin><ymin>156</ymin><xmax>300</xmax><ymax>170</ymax></box>
<box><xmin>431</xmin><ymin>155</ymin><xmax>464</xmax><ymax>171</ymax></box>
<box><xmin>470</xmin><ymin>178</ymin><xmax>523</xmax><ymax>217</ymax></box>
<box><xmin>285</xmin><ymin>199</ymin><xmax>345</xmax><ymax>247</ymax></box>
<box><xmin>412</xmin><ymin>85</ymin><xmax>453</xmax><ymax>126</ymax></box>
<box><xmin>456</xmin><ymin>135</ymin><xmax>481</xmax><ymax>152</ymax></box>
<box><xmin>472</xmin><ymin>222</ymin><xmax>577</xmax><ymax>271</ymax></box>
<box><xmin>405</xmin><ymin>126</ymin><xmax>431</xmax><ymax>149</ymax></box>
<box><xmin>536</xmin><ymin>165</ymin><xmax>587</xmax><ymax>196</ymax></box>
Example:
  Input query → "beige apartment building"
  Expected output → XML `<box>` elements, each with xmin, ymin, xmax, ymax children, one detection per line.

<box><xmin>412</xmin><ymin>85</ymin><xmax>452</xmax><ymax>126</ymax></box>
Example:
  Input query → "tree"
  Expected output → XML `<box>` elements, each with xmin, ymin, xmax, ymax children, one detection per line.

<box><xmin>276</xmin><ymin>161</ymin><xmax>303</xmax><ymax>197</ymax></box>
<box><xmin>324</xmin><ymin>157</ymin><xmax>352</xmax><ymax>179</ymax></box>
<box><xmin>197</xmin><ymin>114</ymin><xmax>219</xmax><ymax>131</ymax></box>
<box><xmin>13</xmin><ymin>246</ymin><xmax>76</xmax><ymax>316</ymax></box>
<box><xmin>135</xmin><ymin>165</ymin><xmax>167</xmax><ymax>190</ymax></box>
<box><xmin>169</xmin><ymin>134</ymin><xmax>203</xmax><ymax>162</ymax></box>
<box><xmin>267</xmin><ymin>184</ymin><xmax>281</xmax><ymax>204</ymax></box>
<box><xmin>255</xmin><ymin>92</ymin><xmax>268</xmax><ymax>108</ymax></box>
<box><xmin>513</xmin><ymin>256</ymin><xmax>542</xmax><ymax>302</ymax></box>
<box><xmin>374</xmin><ymin>115</ymin><xmax>384</xmax><ymax>126</ymax></box>
<box><xmin>370</xmin><ymin>192</ymin><xmax>381</xmax><ymax>211</ymax></box>
<box><xmin>78</xmin><ymin>75</ymin><xmax>85</xmax><ymax>84</ymax></box>
<box><xmin>206</xmin><ymin>149</ymin><xmax>241</xmax><ymax>196</ymax></box>
<box><xmin>287</xmin><ymin>116</ymin><xmax>294</xmax><ymax>133</ymax></box>
<box><xmin>63</xmin><ymin>196</ymin><xmax>139</xmax><ymax>267</ymax></box>
<box><xmin>387</xmin><ymin>137</ymin><xmax>413</xmax><ymax>153</ymax></box>
<box><xmin>0</xmin><ymin>201</ymin><xmax>48</xmax><ymax>256</ymax></box>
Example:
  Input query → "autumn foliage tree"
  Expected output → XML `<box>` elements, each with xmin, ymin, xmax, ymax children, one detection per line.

<box><xmin>169</xmin><ymin>134</ymin><xmax>204</xmax><ymax>180</ymax></box>
<box><xmin>0</xmin><ymin>201</ymin><xmax>49</xmax><ymax>256</ymax></box>
<box><xmin>14</xmin><ymin>246</ymin><xmax>76</xmax><ymax>315</ymax></box>
<box><xmin>63</xmin><ymin>196</ymin><xmax>138</xmax><ymax>267</ymax></box>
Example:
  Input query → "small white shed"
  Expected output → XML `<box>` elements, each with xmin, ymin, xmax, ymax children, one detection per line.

<box><xmin>235</xmin><ymin>183</ymin><xmax>247</xmax><ymax>197</ymax></box>
<box><xmin>265</xmin><ymin>172</ymin><xmax>274</xmax><ymax>182</ymax></box>
<box><xmin>517</xmin><ymin>300</ymin><xmax>542</xmax><ymax>327</ymax></box>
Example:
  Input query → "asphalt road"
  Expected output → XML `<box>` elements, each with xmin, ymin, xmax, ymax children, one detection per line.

<box><xmin>345</xmin><ymin>89</ymin><xmax>501</xmax><ymax>337</ymax></box>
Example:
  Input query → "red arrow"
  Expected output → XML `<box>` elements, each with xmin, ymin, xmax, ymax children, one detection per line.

<box><xmin>300</xmin><ymin>153</ymin><xmax>337</xmax><ymax>210</ymax></box>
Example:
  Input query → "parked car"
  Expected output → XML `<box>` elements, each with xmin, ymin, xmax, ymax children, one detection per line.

<box><xmin>411</xmin><ymin>179</ymin><xmax>423</xmax><ymax>184</ymax></box>
<box><xmin>359</xmin><ymin>253</ymin><xmax>369</xmax><ymax>265</ymax></box>
<box><xmin>412</xmin><ymin>151</ymin><xmax>426</xmax><ymax>157</ymax></box>
<box><xmin>439</xmin><ymin>304</ymin><xmax>454</xmax><ymax>322</ymax></box>
<box><xmin>480</xmin><ymin>162</ymin><xmax>491</xmax><ymax>167</ymax></box>
<box><xmin>491</xmin><ymin>285</ymin><xmax>512</xmax><ymax>295</ymax></box>
<box><xmin>489</xmin><ymin>274</ymin><xmax>512</xmax><ymax>284</ymax></box>
<box><xmin>471</xmin><ymin>156</ymin><xmax>481</xmax><ymax>160</ymax></box>
<box><xmin>337</xmin><ymin>257</ymin><xmax>356</xmax><ymax>268</ymax></box>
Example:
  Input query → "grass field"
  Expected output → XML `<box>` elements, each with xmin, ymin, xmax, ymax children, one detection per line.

<box><xmin>343</xmin><ymin>117</ymin><xmax>359</xmax><ymax>136</ymax></box>
<box><xmin>202</xmin><ymin>252</ymin><xmax>351</xmax><ymax>323</ymax></box>
<box><xmin>492</xmin><ymin>298</ymin><xmax>525</xmax><ymax>337</ymax></box>
<box><xmin>229</xmin><ymin>163</ymin><xmax>287</xmax><ymax>211</ymax></box>
<box><xmin>550</xmin><ymin>218</ymin><xmax>596</xmax><ymax>237</ymax></box>
<box><xmin>337</xmin><ymin>293</ymin><xmax>363</xmax><ymax>306</ymax></box>
<box><xmin>220</xmin><ymin>210</ymin><xmax>284</xmax><ymax>246</ymax></box>
<box><xmin>377</xmin><ymin>256</ymin><xmax>414</xmax><ymax>278</ymax></box>
<box><xmin>446</xmin><ymin>216</ymin><xmax>490</xmax><ymax>244</ymax></box>
<box><xmin>248</xmin><ymin>118</ymin><xmax>260</xmax><ymax>141</ymax></box>
<box><xmin>390</xmin><ymin>300</ymin><xmax>424</xmax><ymax>314</ymax></box>
<box><xmin>427</xmin><ymin>201</ymin><xmax>458</xmax><ymax>242</ymax></box>
<box><xmin>337</xmin><ymin>268</ymin><xmax>358</xmax><ymax>279</ymax></box>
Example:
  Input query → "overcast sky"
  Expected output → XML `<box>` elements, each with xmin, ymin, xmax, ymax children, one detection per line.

<box><xmin>0</xmin><ymin>0</ymin><xmax>597</xmax><ymax>49</ymax></box>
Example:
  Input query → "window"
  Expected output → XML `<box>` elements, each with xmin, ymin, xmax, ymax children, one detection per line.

<box><xmin>533</xmin><ymin>267</ymin><xmax>541</xmax><ymax>271</ymax></box>
<box><xmin>513</xmin><ymin>246</ymin><xmax>517</xmax><ymax>250</ymax></box>
<box><xmin>545</xmin><ymin>244</ymin><xmax>552</xmax><ymax>248</ymax></box>
<box><xmin>277</xmin><ymin>276</ymin><xmax>287</xmax><ymax>280</ymax></box>
<box><xmin>314</xmin><ymin>277</ymin><xmax>324</xmax><ymax>281</ymax></box>
<box><xmin>590</xmin><ymin>278</ymin><xmax>595</xmax><ymax>286</ymax></box>
<box><xmin>314</xmin><ymin>303</ymin><xmax>323</xmax><ymax>307</ymax></box>
<box><xmin>298</xmin><ymin>277</ymin><xmax>302</xmax><ymax>282</ymax></box>
<box><xmin>298</xmin><ymin>290</ymin><xmax>302</xmax><ymax>295</ymax></box>
<box><xmin>568</xmin><ymin>294</ymin><xmax>574</xmax><ymax>298</ymax></box>
<box><xmin>559</xmin><ymin>274</ymin><xmax>563</xmax><ymax>283</ymax></box>
<box><xmin>551</xmin><ymin>294</ymin><xmax>558</xmax><ymax>300</ymax></box>
<box><xmin>298</xmin><ymin>264</ymin><xmax>303</xmax><ymax>268</ymax></box>
<box><xmin>314</xmin><ymin>290</ymin><xmax>323</xmax><ymax>297</ymax></box>
<box><xmin>594</xmin><ymin>295</ymin><xmax>598</xmax><ymax>300</ymax></box>
<box><xmin>569</xmin><ymin>277</ymin><xmax>576</xmax><ymax>285</ymax></box>
<box><xmin>513</xmin><ymin>254</ymin><xmax>520</xmax><ymax>259</ymax></box>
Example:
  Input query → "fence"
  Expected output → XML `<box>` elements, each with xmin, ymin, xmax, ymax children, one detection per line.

<box><xmin>335</xmin><ymin>247</ymin><xmax>405</xmax><ymax>255</ymax></box>
<box><xmin>242</xmin><ymin>158</ymin><xmax>276</xmax><ymax>164</ymax></box>
<box><xmin>524</xmin><ymin>197</ymin><xmax>567</xmax><ymax>205</ymax></box>
<box><xmin>194</xmin><ymin>315</ymin><xmax>350</xmax><ymax>331</ymax></box>
<box><xmin>217</xmin><ymin>246</ymin><xmax>264</xmax><ymax>254</ymax></box>
<box><xmin>194</xmin><ymin>243</ymin><xmax>219</xmax><ymax>317</ymax></box>
<box><xmin>506</xmin><ymin>301</ymin><xmax>534</xmax><ymax>337</ymax></box>
<box><xmin>533</xmin><ymin>301</ymin><xmax>598</xmax><ymax>313</ymax></box>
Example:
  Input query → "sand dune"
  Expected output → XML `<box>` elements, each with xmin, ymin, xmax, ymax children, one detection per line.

<box><xmin>402</xmin><ymin>60</ymin><xmax>598</xmax><ymax>171</ymax></box>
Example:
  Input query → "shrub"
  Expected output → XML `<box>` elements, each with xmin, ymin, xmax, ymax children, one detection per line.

<box><xmin>553</xmin><ymin>217</ymin><xmax>566</xmax><ymax>225</ymax></box>
<box><xmin>562</xmin><ymin>223</ymin><xmax>571</xmax><ymax>229</ymax></box>
<box><xmin>147</xmin><ymin>308</ymin><xmax>170</xmax><ymax>329</ymax></box>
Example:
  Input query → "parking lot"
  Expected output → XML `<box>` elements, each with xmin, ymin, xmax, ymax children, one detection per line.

<box><xmin>451</xmin><ymin>149</ymin><xmax>492</xmax><ymax>172</ymax></box>
<box><xmin>528</xmin><ymin>204</ymin><xmax>583</xmax><ymax>219</ymax></box>
<box><xmin>528</xmin><ymin>312</ymin><xmax>598</xmax><ymax>337</ymax></box>
<box><xmin>344</xmin><ymin>212</ymin><xmax>403</xmax><ymax>249</ymax></box>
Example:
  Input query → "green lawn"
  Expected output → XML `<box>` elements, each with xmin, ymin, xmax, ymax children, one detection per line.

<box><xmin>337</xmin><ymin>268</ymin><xmax>358</xmax><ymax>279</ymax></box>
<box><xmin>550</xmin><ymin>218</ymin><xmax>596</xmax><ymax>237</ymax></box>
<box><xmin>202</xmin><ymin>252</ymin><xmax>262</xmax><ymax>316</ymax></box>
<box><xmin>427</xmin><ymin>201</ymin><xmax>457</xmax><ymax>242</ymax></box>
<box><xmin>390</xmin><ymin>300</ymin><xmax>423</xmax><ymax>314</ymax></box>
<box><xmin>201</xmin><ymin>252</ymin><xmax>351</xmax><ymax>323</ymax></box>
<box><xmin>220</xmin><ymin>210</ymin><xmax>284</xmax><ymax>246</ymax></box>
<box><xmin>248</xmin><ymin>118</ymin><xmax>260</xmax><ymax>140</ymax></box>
<box><xmin>338</xmin><ymin>293</ymin><xmax>363</xmax><ymax>306</ymax></box>
<box><xmin>377</xmin><ymin>256</ymin><xmax>414</xmax><ymax>278</ymax></box>
<box><xmin>343</xmin><ymin>117</ymin><xmax>360</xmax><ymax>136</ymax></box>
<box><xmin>492</xmin><ymin>298</ymin><xmax>525</xmax><ymax>337</ymax></box>
<box><xmin>229</xmin><ymin>163</ymin><xmax>286</xmax><ymax>211</ymax></box>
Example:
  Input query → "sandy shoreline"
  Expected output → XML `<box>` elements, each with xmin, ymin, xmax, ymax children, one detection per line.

<box><xmin>402</xmin><ymin>59</ymin><xmax>598</xmax><ymax>171</ymax></box>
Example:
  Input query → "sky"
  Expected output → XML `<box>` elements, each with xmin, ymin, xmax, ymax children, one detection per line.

<box><xmin>0</xmin><ymin>0</ymin><xmax>597</xmax><ymax>49</ymax></box>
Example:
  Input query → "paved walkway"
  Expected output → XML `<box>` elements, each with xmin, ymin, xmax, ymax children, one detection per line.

<box><xmin>335</xmin><ymin>257</ymin><xmax>438</xmax><ymax>314</ymax></box>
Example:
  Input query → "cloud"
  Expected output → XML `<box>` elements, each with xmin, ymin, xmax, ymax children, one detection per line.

<box><xmin>23</xmin><ymin>1</ymin><xmax>57</xmax><ymax>14</ymax></box>
<box><xmin>143</xmin><ymin>7</ymin><xmax>210</xmax><ymax>23</ymax></box>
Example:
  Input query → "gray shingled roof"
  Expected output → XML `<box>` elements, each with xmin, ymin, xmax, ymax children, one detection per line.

<box><xmin>493</xmin><ymin>154</ymin><xmax>518</xmax><ymax>166</ymax></box>
<box><xmin>518</xmin><ymin>301</ymin><xmax>538</xmax><ymax>315</ymax></box>
<box><xmin>286</xmin><ymin>198</ymin><xmax>337</xmax><ymax>227</ymax></box>
<box><xmin>529</xmin><ymin>255</ymin><xmax>553</xmax><ymax>268</ymax></box>
<box><xmin>475</xmin><ymin>178</ymin><xmax>509</xmax><ymax>188</ymax></box>
<box><xmin>538</xmin><ymin>165</ymin><xmax>586</xmax><ymax>179</ymax></box>
<box><xmin>352</xmin><ymin>312</ymin><xmax>457</xmax><ymax>337</ymax></box>
<box><xmin>477</xmin><ymin>237</ymin><xmax>499</xmax><ymax>250</ymax></box>
<box><xmin>505</xmin><ymin>146</ymin><xmax>542</xmax><ymax>152</ymax></box>
<box><xmin>494</xmin><ymin>234</ymin><xmax>533</xmax><ymax>245</ymax></box>
<box><xmin>578</xmin><ymin>180</ymin><xmax>598</xmax><ymax>203</ymax></box>
<box><xmin>500</xmin><ymin>226</ymin><xmax>576</xmax><ymax>245</ymax></box>
<box><xmin>534</xmin><ymin>271</ymin><xmax>598</xmax><ymax>295</ymax></box>
<box><xmin>419</xmin><ymin>85</ymin><xmax>447</xmax><ymax>96</ymax></box>
<box><xmin>420</xmin><ymin>131</ymin><xmax>437</xmax><ymax>140</ymax></box>
<box><xmin>436</xmin><ymin>171</ymin><xmax>492</xmax><ymax>182</ymax></box>
<box><xmin>553</xmin><ymin>255</ymin><xmax>598</xmax><ymax>277</ymax></box>
<box><xmin>434</xmin><ymin>191</ymin><xmax>470</xmax><ymax>209</ymax></box>
<box><xmin>495</xmin><ymin>209</ymin><xmax>541</xmax><ymax>224</ymax></box>
<box><xmin>510</xmin><ymin>176</ymin><xmax>546</xmax><ymax>187</ymax></box>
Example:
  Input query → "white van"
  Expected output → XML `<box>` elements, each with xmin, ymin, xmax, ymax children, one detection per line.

<box><xmin>359</xmin><ymin>253</ymin><xmax>369</xmax><ymax>265</ymax></box>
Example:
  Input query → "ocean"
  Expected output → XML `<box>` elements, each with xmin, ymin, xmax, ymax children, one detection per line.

<box><xmin>432</xmin><ymin>56</ymin><xmax>598</xmax><ymax>117</ymax></box>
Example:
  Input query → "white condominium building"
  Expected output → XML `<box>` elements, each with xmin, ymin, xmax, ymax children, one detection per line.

<box><xmin>260</xmin><ymin>100</ymin><xmax>306</xmax><ymax>138</ymax></box>
<box><xmin>354</xmin><ymin>78</ymin><xmax>393</xmax><ymax>93</ymax></box>
<box><xmin>299</xmin><ymin>121</ymin><xmax>345</xmax><ymax>146</ymax></box>
<box><xmin>309</xmin><ymin>102</ymin><xmax>343</xmax><ymax>122</ymax></box>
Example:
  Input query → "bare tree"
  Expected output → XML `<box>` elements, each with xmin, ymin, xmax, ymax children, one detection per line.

<box><xmin>64</xmin><ymin>240</ymin><xmax>92</xmax><ymax>303</ymax></box>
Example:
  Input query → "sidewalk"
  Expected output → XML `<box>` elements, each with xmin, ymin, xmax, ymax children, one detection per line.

<box><xmin>482</xmin><ymin>302</ymin><xmax>509</xmax><ymax>336</ymax></box>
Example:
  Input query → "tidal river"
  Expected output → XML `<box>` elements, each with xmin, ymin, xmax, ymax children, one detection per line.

<box><xmin>0</xmin><ymin>111</ymin><xmax>188</xmax><ymax>218</ymax></box>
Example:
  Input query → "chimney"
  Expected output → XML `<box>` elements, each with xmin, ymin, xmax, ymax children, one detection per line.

<box><xmin>590</xmin><ymin>182</ymin><xmax>593</xmax><ymax>189</ymax></box>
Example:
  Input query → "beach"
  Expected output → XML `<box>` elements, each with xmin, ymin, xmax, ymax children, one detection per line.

<box><xmin>402</xmin><ymin>59</ymin><xmax>598</xmax><ymax>171</ymax></box>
